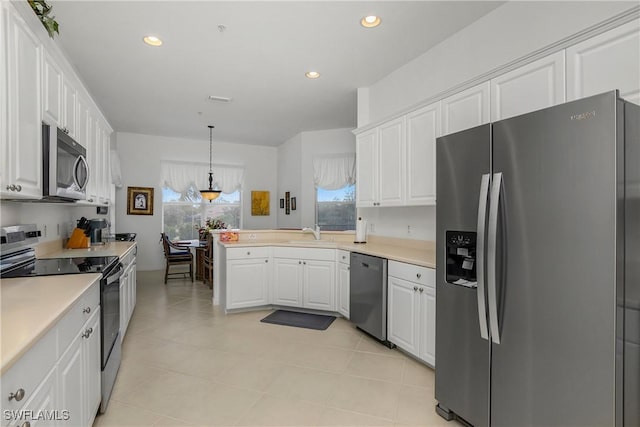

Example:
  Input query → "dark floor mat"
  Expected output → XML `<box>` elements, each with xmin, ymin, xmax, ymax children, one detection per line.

<box><xmin>260</xmin><ymin>309</ymin><xmax>336</xmax><ymax>331</ymax></box>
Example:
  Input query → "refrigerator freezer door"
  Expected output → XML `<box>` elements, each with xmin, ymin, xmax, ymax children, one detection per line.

<box><xmin>490</xmin><ymin>92</ymin><xmax>619</xmax><ymax>426</ymax></box>
<box><xmin>435</xmin><ymin>124</ymin><xmax>491</xmax><ymax>427</ymax></box>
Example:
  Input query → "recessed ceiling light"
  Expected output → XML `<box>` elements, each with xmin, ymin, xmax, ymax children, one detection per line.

<box><xmin>143</xmin><ymin>35</ymin><xmax>163</xmax><ymax>47</ymax></box>
<box><xmin>360</xmin><ymin>15</ymin><xmax>381</xmax><ymax>28</ymax></box>
<box><xmin>305</xmin><ymin>71</ymin><xmax>320</xmax><ymax>79</ymax></box>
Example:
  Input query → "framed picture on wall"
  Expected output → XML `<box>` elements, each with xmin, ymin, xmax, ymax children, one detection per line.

<box><xmin>127</xmin><ymin>187</ymin><xmax>154</xmax><ymax>215</ymax></box>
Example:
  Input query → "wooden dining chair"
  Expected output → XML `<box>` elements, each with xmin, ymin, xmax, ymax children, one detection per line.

<box><xmin>160</xmin><ymin>233</ymin><xmax>194</xmax><ymax>284</ymax></box>
<box><xmin>202</xmin><ymin>232</ymin><xmax>214</xmax><ymax>290</ymax></box>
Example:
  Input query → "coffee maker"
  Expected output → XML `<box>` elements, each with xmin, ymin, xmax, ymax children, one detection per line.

<box><xmin>89</xmin><ymin>218</ymin><xmax>109</xmax><ymax>245</ymax></box>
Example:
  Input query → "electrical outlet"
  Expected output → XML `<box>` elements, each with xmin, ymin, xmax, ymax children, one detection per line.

<box><xmin>249</xmin><ymin>233</ymin><xmax>256</xmax><ymax>240</ymax></box>
<box><xmin>43</xmin><ymin>224</ymin><xmax>47</xmax><ymax>238</ymax></box>
<box><xmin>57</xmin><ymin>224</ymin><xmax>60</xmax><ymax>236</ymax></box>
<box><xmin>407</xmin><ymin>225</ymin><xmax>412</xmax><ymax>235</ymax></box>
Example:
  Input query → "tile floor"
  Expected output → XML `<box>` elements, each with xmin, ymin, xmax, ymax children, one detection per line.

<box><xmin>94</xmin><ymin>270</ymin><xmax>456</xmax><ymax>427</ymax></box>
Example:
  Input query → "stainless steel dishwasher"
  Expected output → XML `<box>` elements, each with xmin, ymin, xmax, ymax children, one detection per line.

<box><xmin>350</xmin><ymin>252</ymin><xmax>390</xmax><ymax>345</ymax></box>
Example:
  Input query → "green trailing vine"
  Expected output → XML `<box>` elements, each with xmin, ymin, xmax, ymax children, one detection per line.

<box><xmin>27</xmin><ymin>0</ymin><xmax>59</xmax><ymax>38</ymax></box>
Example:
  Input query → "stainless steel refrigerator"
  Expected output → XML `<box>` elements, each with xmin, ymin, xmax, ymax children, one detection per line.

<box><xmin>435</xmin><ymin>91</ymin><xmax>639</xmax><ymax>427</ymax></box>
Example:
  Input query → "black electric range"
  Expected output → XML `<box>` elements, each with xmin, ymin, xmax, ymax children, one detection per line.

<box><xmin>0</xmin><ymin>248</ymin><xmax>118</xmax><ymax>278</ymax></box>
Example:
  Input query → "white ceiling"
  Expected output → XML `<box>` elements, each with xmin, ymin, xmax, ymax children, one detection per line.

<box><xmin>52</xmin><ymin>1</ymin><xmax>503</xmax><ymax>146</ymax></box>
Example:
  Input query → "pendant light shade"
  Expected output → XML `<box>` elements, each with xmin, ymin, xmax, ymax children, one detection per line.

<box><xmin>200</xmin><ymin>125</ymin><xmax>221</xmax><ymax>202</ymax></box>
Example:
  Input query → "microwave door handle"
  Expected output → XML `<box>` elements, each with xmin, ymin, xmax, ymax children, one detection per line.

<box><xmin>74</xmin><ymin>155</ymin><xmax>89</xmax><ymax>191</ymax></box>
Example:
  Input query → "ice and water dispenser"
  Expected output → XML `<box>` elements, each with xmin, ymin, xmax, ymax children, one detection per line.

<box><xmin>445</xmin><ymin>231</ymin><xmax>477</xmax><ymax>287</ymax></box>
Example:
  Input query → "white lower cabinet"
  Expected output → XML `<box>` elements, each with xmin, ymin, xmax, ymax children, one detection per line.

<box><xmin>58</xmin><ymin>308</ymin><xmax>100</xmax><ymax>427</ymax></box>
<box><xmin>337</xmin><ymin>250</ymin><xmax>350</xmax><ymax>318</ymax></box>
<box><xmin>120</xmin><ymin>246</ymin><xmax>137</xmax><ymax>340</ymax></box>
<box><xmin>226</xmin><ymin>247</ymin><xmax>271</xmax><ymax>310</ymax></box>
<box><xmin>272</xmin><ymin>247</ymin><xmax>335</xmax><ymax>312</ymax></box>
<box><xmin>1</xmin><ymin>278</ymin><xmax>101</xmax><ymax>427</ymax></box>
<box><xmin>387</xmin><ymin>261</ymin><xmax>436</xmax><ymax>366</ymax></box>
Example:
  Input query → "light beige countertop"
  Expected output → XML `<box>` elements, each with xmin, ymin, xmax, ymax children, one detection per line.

<box><xmin>217</xmin><ymin>231</ymin><xmax>435</xmax><ymax>268</ymax></box>
<box><xmin>0</xmin><ymin>273</ymin><xmax>101</xmax><ymax>374</ymax></box>
<box><xmin>37</xmin><ymin>241</ymin><xmax>136</xmax><ymax>260</ymax></box>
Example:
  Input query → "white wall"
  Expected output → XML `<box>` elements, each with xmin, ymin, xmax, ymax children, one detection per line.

<box><xmin>367</xmin><ymin>1</ymin><xmax>636</xmax><ymax>124</ymax></box>
<box><xmin>276</xmin><ymin>133</ymin><xmax>302</xmax><ymax>229</ymax></box>
<box><xmin>115</xmin><ymin>132</ymin><xmax>278</xmax><ymax>271</ymax></box>
<box><xmin>276</xmin><ymin>128</ymin><xmax>356</xmax><ymax>230</ymax></box>
<box><xmin>358</xmin><ymin>1</ymin><xmax>636</xmax><ymax>241</ymax></box>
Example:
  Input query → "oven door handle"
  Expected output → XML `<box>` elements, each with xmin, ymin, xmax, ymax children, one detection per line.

<box><xmin>105</xmin><ymin>264</ymin><xmax>123</xmax><ymax>285</ymax></box>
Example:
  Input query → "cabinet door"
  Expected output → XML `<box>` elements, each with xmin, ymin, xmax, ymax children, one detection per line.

<box><xmin>100</xmin><ymin>129</ymin><xmax>111</xmax><ymax>204</ymax></box>
<box><xmin>337</xmin><ymin>262</ymin><xmax>350</xmax><ymax>318</ymax></box>
<box><xmin>15</xmin><ymin>367</ymin><xmax>58</xmax><ymax>427</ymax></box>
<box><xmin>273</xmin><ymin>258</ymin><xmax>303</xmax><ymax>307</ymax></box>
<box><xmin>42</xmin><ymin>51</ymin><xmax>62</xmax><ymax>126</ymax></box>
<box><xmin>85</xmin><ymin>113</ymin><xmax>98</xmax><ymax>202</ymax></box>
<box><xmin>58</xmin><ymin>332</ymin><xmax>85</xmax><ymax>426</ymax></box>
<box><xmin>491</xmin><ymin>51</ymin><xmax>566</xmax><ymax>121</ymax></box>
<box><xmin>131</xmin><ymin>260</ymin><xmax>137</xmax><ymax>309</ymax></box>
<box><xmin>406</xmin><ymin>103</ymin><xmax>439</xmax><ymax>205</ymax></box>
<box><xmin>3</xmin><ymin>6</ymin><xmax>42</xmax><ymax>199</ymax></box>
<box><xmin>418</xmin><ymin>286</ymin><xmax>436</xmax><ymax>367</ymax></box>
<box><xmin>76</xmin><ymin>94</ymin><xmax>89</xmax><ymax>148</ymax></box>
<box><xmin>62</xmin><ymin>75</ymin><xmax>76</xmax><ymax>138</ymax></box>
<box><xmin>567</xmin><ymin>20</ymin><xmax>640</xmax><ymax>105</ymax></box>
<box><xmin>227</xmin><ymin>259</ymin><xmax>270</xmax><ymax>309</ymax></box>
<box><xmin>303</xmin><ymin>260</ymin><xmax>335</xmax><ymax>311</ymax></box>
<box><xmin>83</xmin><ymin>309</ymin><xmax>101</xmax><ymax>426</ymax></box>
<box><xmin>119</xmin><ymin>270</ymin><xmax>129</xmax><ymax>338</ymax></box>
<box><xmin>355</xmin><ymin>129</ymin><xmax>377</xmax><ymax>207</ymax></box>
<box><xmin>441</xmin><ymin>81</ymin><xmax>490</xmax><ymax>135</ymax></box>
<box><xmin>387</xmin><ymin>276</ymin><xmax>419</xmax><ymax>357</ymax></box>
<box><xmin>378</xmin><ymin>117</ymin><xmax>405</xmax><ymax>206</ymax></box>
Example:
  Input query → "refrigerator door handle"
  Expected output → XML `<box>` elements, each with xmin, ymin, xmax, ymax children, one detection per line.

<box><xmin>487</xmin><ymin>172</ymin><xmax>503</xmax><ymax>344</ymax></box>
<box><xmin>476</xmin><ymin>173</ymin><xmax>491</xmax><ymax>340</ymax></box>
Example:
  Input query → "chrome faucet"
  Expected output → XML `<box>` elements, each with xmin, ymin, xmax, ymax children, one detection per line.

<box><xmin>302</xmin><ymin>224</ymin><xmax>321</xmax><ymax>240</ymax></box>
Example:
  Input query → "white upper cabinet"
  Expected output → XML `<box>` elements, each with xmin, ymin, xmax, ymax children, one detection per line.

<box><xmin>42</xmin><ymin>50</ymin><xmax>62</xmax><ymax>126</ymax></box>
<box><xmin>405</xmin><ymin>102</ymin><xmax>440</xmax><ymax>205</ymax></box>
<box><xmin>378</xmin><ymin>117</ymin><xmax>405</xmax><ymax>206</ymax></box>
<box><xmin>491</xmin><ymin>51</ymin><xmax>566</xmax><ymax>121</ymax></box>
<box><xmin>2</xmin><ymin>3</ymin><xmax>42</xmax><ymax>199</ymax></box>
<box><xmin>355</xmin><ymin>128</ymin><xmax>378</xmax><ymax>207</ymax></box>
<box><xmin>567</xmin><ymin>19</ymin><xmax>640</xmax><ymax>105</ymax></box>
<box><xmin>62</xmin><ymin>74</ymin><xmax>77</xmax><ymax>138</ymax></box>
<box><xmin>441</xmin><ymin>81</ymin><xmax>490</xmax><ymax>135</ymax></box>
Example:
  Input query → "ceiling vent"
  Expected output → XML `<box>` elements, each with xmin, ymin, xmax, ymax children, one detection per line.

<box><xmin>208</xmin><ymin>95</ymin><xmax>232</xmax><ymax>103</ymax></box>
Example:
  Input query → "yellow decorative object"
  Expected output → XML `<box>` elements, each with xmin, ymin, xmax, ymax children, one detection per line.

<box><xmin>251</xmin><ymin>191</ymin><xmax>270</xmax><ymax>216</ymax></box>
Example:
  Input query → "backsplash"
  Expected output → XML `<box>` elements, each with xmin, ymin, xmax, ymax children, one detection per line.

<box><xmin>358</xmin><ymin>205</ymin><xmax>436</xmax><ymax>241</ymax></box>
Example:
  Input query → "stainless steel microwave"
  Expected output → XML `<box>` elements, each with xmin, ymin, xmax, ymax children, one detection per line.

<box><xmin>42</xmin><ymin>123</ymin><xmax>89</xmax><ymax>201</ymax></box>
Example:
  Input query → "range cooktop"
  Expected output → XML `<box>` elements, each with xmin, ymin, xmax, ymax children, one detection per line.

<box><xmin>1</xmin><ymin>253</ymin><xmax>118</xmax><ymax>278</ymax></box>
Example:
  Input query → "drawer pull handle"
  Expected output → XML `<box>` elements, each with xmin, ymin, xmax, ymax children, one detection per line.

<box><xmin>416</xmin><ymin>273</ymin><xmax>422</xmax><ymax>279</ymax></box>
<box><xmin>83</xmin><ymin>307</ymin><xmax>91</xmax><ymax>314</ymax></box>
<box><xmin>9</xmin><ymin>388</ymin><xmax>25</xmax><ymax>401</ymax></box>
<box><xmin>247</xmin><ymin>251</ymin><xmax>251</xmax><ymax>255</ymax></box>
<box><xmin>82</xmin><ymin>327</ymin><xmax>93</xmax><ymax>339</ymax></box>
<box><xmin>413</xmin><ymin>286</ymin><xmax>418</xmax><ymax>291</ymax></box>
<box><xmin>419</xmin><ymin>288</ymin><xmax>424</xmax><ymax>293</ymax></box>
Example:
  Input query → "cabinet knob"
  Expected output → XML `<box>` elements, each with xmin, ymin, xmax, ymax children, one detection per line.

<box><xmin>413</xmin><ymin>286</ymin><xmax>418</xmax><ymax>291</ymax></box>
<box><xmin>303</xmin><ymin>261</ymin><xmax>306</xmax><ymax>265</ymax></box>
<box><xmin>419</xmin><ymin>288</ymin><xmax>424</xmax><ymax>293</ymax></box>
<box><xmin>82</xmin><ymin>327</ymin><xmax>93</xmax><ymax>339</ymax></box>
<box><xmin>88</xmin><ymin>198</ymin><xmax>94</xmax><ymax>202</ymax></box>
<box><xmin>83</xmin><ymin>307</ymin><xmax>91</xmax><ymax>314</ymax></box>
<box><xmin>342</xmin><ymin>256</ymin><xmax>346</xmax><ymax>260</ymax></box>
<box><xmin>265</xmin><ymin>259</ymin><xmax>268</xmax><ymax>263</ymax></box>
<box><xmin>416</xmin><ymin>273</ymin><xmax>422</xmax><ymax>279</ymax></box>
<box><xmin>7</xmin><ymin>184</ymin><xmax>16</xmax><ymax>191</ymax></box>
<box><xmin>247</xmin><ymin>251</ymin><xmax>250</xmax><ymax>255</ymax></box>
<box><xmin>298</xmin><ymin>261</ymin><xmax>302</xmax><ymax>264</ymax></box>
<box><xmin>8</xmin><ymin>388</ymin><xmax>25</xmax><ymax>401</ymax></box>
<box><xmin>15</xmin><ymin>185</ymin><xmax>21</xmax><ymax>192</ymax></box>
<box><xmin>347</xmin><ymin>267</ymin><xmax>350</xmax><ymax>270</ymax></box>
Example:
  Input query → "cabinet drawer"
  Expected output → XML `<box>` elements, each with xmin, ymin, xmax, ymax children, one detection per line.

<box><xmin>226</xmin><ymin>246</ymin><xmax>271</xmax><ymax>260</ymax></box>
<box><xmin>0</xmin><ymin>328</ymin><xmax>56</xmax><ymax>414</ymax></box>
<box><xmin>388</xmin><ymin>260</ymin><xmax>434</xmax><ymax>287</ymax></box>
<box><xmin>273</xmin><ymin>247</ymin><xmax>334</xmax><ymax>261</ymax></box>
<box><xmin>120</xmin><ymin>245</ymin><xmax>136</xmax><ymax>267</ymax></box>
<box><xmin>57</xmin><ymin>280</ymin><xmax>100</xmax><ymax>353</ymax></box>
<box><xmin>337</xmin><ymin>250</ymin><xmax>350</xmax><ymax>265</ymax></box>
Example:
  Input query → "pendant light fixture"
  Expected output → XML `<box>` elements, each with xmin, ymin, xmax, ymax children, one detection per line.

<box><xmin>200</xmin><ymin>125</ymin><xmax>221</xmax><ymax>202</ymax></box>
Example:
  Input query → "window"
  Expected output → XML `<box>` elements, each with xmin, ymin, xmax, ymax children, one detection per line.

<box><xmin>316</xmin><ymin>184</ymin><xmax>356</xmax><ymax>231</ymax></box>
<box><xmin>162</xmin><ymin>185</ymin><xmax>241</xmax><ymax>240</ymax></box>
